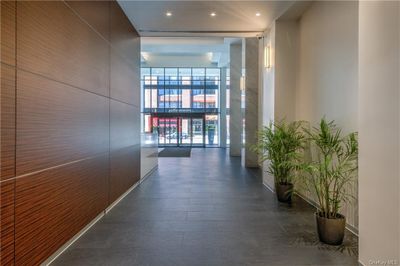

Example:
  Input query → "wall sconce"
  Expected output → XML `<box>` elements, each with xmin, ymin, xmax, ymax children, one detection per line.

<box><xmin>240</xmin><ymin>76</ymin><xmax>245</xmax><ymax>91</ymax></box>
<box><xmin>264</xmin><ymin>45</ymin><xmax>271</xmax><ymax>69</ymax></box>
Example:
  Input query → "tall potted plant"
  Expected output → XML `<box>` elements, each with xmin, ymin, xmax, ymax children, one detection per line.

<box><xmin>254</xmin><ymin>120</ymin><xmax>305</xmax><ymax>203</ymax></box>
<box><xmin>300</xmin><ymin>118</ymin><xmax>358</xmax><ymax>245</ymax></box>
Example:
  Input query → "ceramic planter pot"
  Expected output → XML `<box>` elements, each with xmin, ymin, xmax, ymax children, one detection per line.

<box><xmin>315</xmin><ymin>212</ymin><xmax>346</xmax><ymax>245</ymax></box>
<box><xmin>275</xmin><ymin>182</ymin><xmax>293</xmax><ymax>203</ymax></box>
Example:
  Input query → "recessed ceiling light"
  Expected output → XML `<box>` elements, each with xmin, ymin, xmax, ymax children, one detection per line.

<box><xmin>210</xmin><ymin>12</ymin><xmax>216</xmax><ymax>17</ymax></box>
<box><xmin>166</xmin><ymin>11</ymin><xmax>172</xmax><ymax>17</ymax></box>
<box><xmin>256</xmin><ymin>12</ymin><xmax>261</xmax><ymax>17</ymax></box>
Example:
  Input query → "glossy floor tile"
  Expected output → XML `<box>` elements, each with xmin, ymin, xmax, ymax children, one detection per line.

<box><xmin>53</xmin><ymin>148</ymin><xmax>358</xmax><ymax>266</ymax></box>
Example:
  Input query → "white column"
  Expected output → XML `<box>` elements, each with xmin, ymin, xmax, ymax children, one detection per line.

<box><xmin>220</xmin><ymin>67</ymin><xmax>227</xmax><ymax>148</ymax></box>
<box><xmin>358</xmin><ymin>1</ymin><xmax>400</xmax><ymax>264</ymax></box>
<box><xmin>229</xmin><ymin>43</ymin><xmax>242</xmax><ymax>156</ymax></box>
<box><xmin>244</xmin><ymin>37</ymin><xmax>259</xmax><ymax>167</ymax></box>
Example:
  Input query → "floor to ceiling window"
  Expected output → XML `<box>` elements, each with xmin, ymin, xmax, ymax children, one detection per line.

<box><xmin>141</xmin><ymin>67</ymin><xmax>221</xmax><ymax>147</ymax></box>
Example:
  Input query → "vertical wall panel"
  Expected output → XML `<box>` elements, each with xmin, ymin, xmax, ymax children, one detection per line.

<box><xmin>110</xmin><ymin>1</ymin><xmax>140</xmax><ymax>105</ymax></box>
<box><xmin>0</xmin><ymin>1</ymin><xmax>16</xmax><ymax>66</ymax></box>
<box><xmin>0</xmin><ymin>179</ymin><xmax>15</xmax><ymax>265</ymax></box>
<box><xmin>109</xmin><ymin>145</ymin><xmax>140</xmax><ymax>203</ymax></box>
<box><xmin>110</xmin><ymin>100</ymin><xmax>140</xmax><ymax>150</ymax></box>
<box><xmin>15</xmin><ymin>155</ymin><xmax>108</xmax><ymax>265</ymax></box>
<box><xmin>17</xmin><ymin>1</ymin><xmax>109</xmax><ymax>96</ymax></box>
<box><xmin>109</xmin><ymin>100</ymin><xmax>140</xmax><ymax>204</ymax></box>
<box><xmin>66</xmin><ymin>1</ymin><xmax>110</xmax><ymax>41</ymax></box>
<box><xmin>0</xmin><ymin>0</ymin><xmax>141</xmax><ymax>264</ymax></box>
<box><xmin>108</xmin><ymin>1</ymin><xmax>141</xmax><ymax>206</ymax></box>
<box><xmin>110</xmin><ymin>1</ymin><xmax>139</xmax><ymax>65</ymax></box>
<box><xmin>0</xmin><ymin>2</ymin><xmax>16</xmax><ymax>264</ymax></box>
<box><xmin>16</xmin><ymin>70</ymin><xmax>109</xmax><ymax>175</ymax></box>
<box><xmin>110</xmin><ymin>51</ymin><xmax>140</xmax><ymax>105</ymax></box>
<box><xmin>1</xmin><ymin>64</ymin><xmax>16</xmax><ymax>180</ymax></box>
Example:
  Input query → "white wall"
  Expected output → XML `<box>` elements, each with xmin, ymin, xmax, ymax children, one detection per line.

<box><xmin>296</xmin><ymin>1</ymin><xmax>359</xmax><ymax>230</ymax></box>
<box><xmin>261</xmin><ymin>0</ymin><xmax>400</xmax><ymax>263</ymax></box>
<box><xmin>358</xmin><ymin>1</ymin><xmax>400</xmax><ymax>264</ymax></box>
<box><xmin>261</xmin><ymin>1</ymin><xmax>359</xmax><ymax>229</ymax></box>
<box><xmin>262</xmin><ymin>25</ymin><xmax>275</xmax><ymax>188</ymax></box>
<box><xmin>274</xmin><ymin>20</ymin><xmax>298</xmax><ymax>122</ymax></box>
<box><xmin>261</xmin><ymin>20</ymin><xmax>299</xmax><ymax>187</ymax></box>
<box><xmin>296</xmin><ymin>1</ymin><xmax>358</xmax><ymax>133</ymax></box>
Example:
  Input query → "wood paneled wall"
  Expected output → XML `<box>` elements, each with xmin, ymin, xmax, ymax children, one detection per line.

<box><xmin>0</xmin><ymin>1</ymin><xmax>141</xmax><ymax>265</ymax></box>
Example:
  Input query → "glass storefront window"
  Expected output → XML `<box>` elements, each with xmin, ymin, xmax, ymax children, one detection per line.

<box><xmin>144</xmin><ymin>89</ymin><xmax>151</xmax><ymax>109</ymax></box>
<box><xmin>141</xmin><ymin>67</ymin><xmax>222</xmax><ymax>147</ymax></box>
<box><xmin>206</xmin><ymin>68</ymin><xmax>220</xmax><ymax>109</ymax></box>
<box><xmin>181</xmin><ymin>89</ymin><xmax>191</xmax><ymax>108</ymax></box>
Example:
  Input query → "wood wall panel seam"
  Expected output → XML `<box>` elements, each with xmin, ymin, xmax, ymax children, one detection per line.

<box><xmin>64</xmin><ymin>0</ymin><xmax>141</xmax><ymax>68</ymax></box>
<box><xmin>15</xmin><ymin>155</ymin><xmax>108</xmax><ymax>265</ymax></box>
<box><xmin>0</xmin><ymin>63</ymin><xmax>16</xmax><ymax>181</ymax></box>
<box><xmin>13</xmin><ymin>152</ymin><xmax>109</xmax><ymax>181</ymax></box>
<box><xmin>16</xmin><ymin>69</ymin><xmax>110</xmax><ymax>175</ymax></box>
<box><xmin>0</xmin><ymin>179</ymin><xmax>15</xmax><ymax>265</ymax></box>
<box><xmin>109</xmin><ymin>96</ymin><xmax>141</xmax><ymax>108</ymax></box>
<box><xmin>63</xmin><ymin>1</ymin><xmax>110</xmax><ymax>44</ymax></box>
<box><xmin>108</xmin><ymin>0</ymin><xmax>112</xmax><ymax>207</ymax></box>
<box><xmin>15</xmin><ymin>67</ymin><xmax>110</xmax><ymax>101</ymax></box>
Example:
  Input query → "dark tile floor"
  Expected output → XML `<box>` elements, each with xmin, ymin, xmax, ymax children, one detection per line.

<box><xmin>53</xmin><ymin>148</ymin><xmax>358</xmax><ymax>266</ymax></box>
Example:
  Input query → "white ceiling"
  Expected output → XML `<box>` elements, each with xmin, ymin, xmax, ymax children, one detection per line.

<box><xmin>121</xmin><ymin>1</ymin><xmax>309</xmax><ymax>67</ymax></box>
<box><xmin>118</xmin><ymin>1</ymin><xmax>296</xmax><ymax>37</ymax></box>
<box><xmin>141</xmin><ymin>37</ymin><xmax>234</xmax><ymax>67</ymax></box>
<box><xmin>142</xmin><ymin>37</ymin><xmax>228</xmax><ymax>54</ymax></box>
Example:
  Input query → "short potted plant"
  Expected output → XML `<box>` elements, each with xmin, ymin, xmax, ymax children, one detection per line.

<box><xmin>253</xmin><ymin>120</ymin><xmax>305</xmax><ymax>203</ymax></box>
<box><xmin>300</xmin><ymin>118</ymin><xmax>358</xmax><ymax>245</ymax></box>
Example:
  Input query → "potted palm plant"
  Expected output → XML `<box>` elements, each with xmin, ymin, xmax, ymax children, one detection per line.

<box><xmin>300</xmin><ymin>118</ymin><xmax>358</xmax><ymax>245</ymax></box>
<box><xmin>254</xmin><ymin>120</ymin><xmax>305</xmax><ymax>203</ymax></box>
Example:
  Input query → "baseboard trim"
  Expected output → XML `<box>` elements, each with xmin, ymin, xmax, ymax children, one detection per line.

<box><xmin>263</xmin><ymin>182</ymin><xmax>275</xmax><ymax>193</ymax></box>
<box><xmin>294</xmin><ymin>192</ymin><xmax>359</xmax><ymax>237</ymax></box>
<box><xmin>106</xmin><ymin>180</ymin><xmax>140</xmax><ymax>213</ymax></box>
<box><xmin>262</xmin><ymin>182</ymin><xmax>359</xmax><ymax>237</ymax></box>
<box><xmin>45</xmin><ymin>176</ymin><xmax>147</xmax><ymax>265</ymax></box>
<box><xmin>140</xmin><ymin>165</ymin><xmax>158</xmax><ymax>182</ymax></box>
<box><xmin>43</xmin><ymin>212</ymin><xmax>104</xmax><ymax>266</ymax></box>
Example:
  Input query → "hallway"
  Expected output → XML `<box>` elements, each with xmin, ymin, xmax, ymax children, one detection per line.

<box><xmin>53</xmin><ymin>149</ymin><xmax>357</xmax><ymax>266</ymax></box>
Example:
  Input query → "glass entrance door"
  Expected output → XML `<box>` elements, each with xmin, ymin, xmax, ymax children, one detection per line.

<box><xmin>191</xmin><ymin>118</ymin><xmax>204</xmax><ymax>146</ymax></box>
<box><xmin>165</xmin><ymin>118</ymin><xmax>178</xmax><ymax>145</ymax></box>
<box><xmin>157</xmin><ymin>117</ymin><xmax>178</xmax><ymax>146</ymax></box>
<box><xmin>154</xmin><ymin>116</ymin><xmax>206</xmax><ymax>147</ymax></box>
<box><xmin>180</xmin><ymin>118</ymin><xmax>191</xmax><ymax>146</ymax></box>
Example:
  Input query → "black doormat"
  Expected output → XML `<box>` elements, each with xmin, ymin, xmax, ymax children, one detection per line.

<box><xmin>158</xmin><ymin>148</ymin><xmax>191</xmax><ymax>157</ymax></box>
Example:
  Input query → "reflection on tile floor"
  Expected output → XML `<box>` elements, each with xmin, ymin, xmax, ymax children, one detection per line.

<box><xmin>53</xmin><ymin>148</ymin><xmax>358</xmax><ymax>266</ymax></box>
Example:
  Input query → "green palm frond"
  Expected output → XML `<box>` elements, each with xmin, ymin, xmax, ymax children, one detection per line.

<box><xmin>251</xmin><ymin>119</ymin><xmax>306</xmax><ymax>184</ymax></box>
<box><xmin>298</xmin><ymin>118</ymin><xmax>358</xmax><ymax>219</ymax></box>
